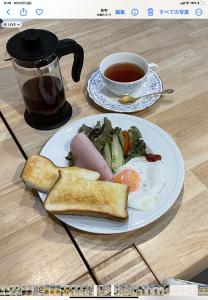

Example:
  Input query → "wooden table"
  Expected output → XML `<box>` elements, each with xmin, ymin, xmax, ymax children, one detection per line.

<box><xmin>0</xmin><ymin>19</ymin><xmax>208</xmax><ymax>285</ymax></box>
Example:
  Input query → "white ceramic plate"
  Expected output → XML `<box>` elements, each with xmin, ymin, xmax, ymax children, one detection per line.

<box><xmin>87</xmin><ymin>70</ymin><xmax>163</xmax><ymax>113</ymax></box>
<box><xmin>39</xmin><ymin>113</ymin><xmax>184</xmax><ymax>234</ymax></box>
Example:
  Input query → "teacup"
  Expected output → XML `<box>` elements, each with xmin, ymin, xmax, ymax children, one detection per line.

<box><xmin>100</xmin><ymin>52</ymin><xmax>158</xmax><ymax>96</ymax></box>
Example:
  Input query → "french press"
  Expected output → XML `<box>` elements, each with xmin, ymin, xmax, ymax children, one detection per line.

<box><xmin>6</xmin><ymin>29</ymin><xmax>84</xmax><ymax>130</ymax></box>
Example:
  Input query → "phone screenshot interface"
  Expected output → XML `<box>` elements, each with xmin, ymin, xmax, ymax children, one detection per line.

<box><xmin>0</xmin><ymin>0</ymin><xmax>207</xmax><ymax>297</ymax></box>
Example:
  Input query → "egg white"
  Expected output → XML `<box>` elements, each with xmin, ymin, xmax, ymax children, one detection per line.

<box><xmin>117</xmin><ymin>157</ymin><xmax>166</xmax><ymax>210</ymax></box>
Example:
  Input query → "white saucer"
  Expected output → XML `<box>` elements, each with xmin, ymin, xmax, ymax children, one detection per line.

<box><xmin>87</xmin><ymin>69</ymin><xmax>163</xmax><ymax>113</ymax></box>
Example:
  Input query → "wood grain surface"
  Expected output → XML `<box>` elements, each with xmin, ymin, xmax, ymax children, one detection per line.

<box><xmin>69</xmin><ymin>273</ymin><xmax>95</xmax><ymax>285</ymax></box>
<box><xmin>1</xmin><ymin>19</ymin><xmax>208</xmax><ymax>283</ymax></box>
<box><xmin>93</xmin><ymin>246</ymin><xmax>158</xmax><ymax>285</ymax></box>
<box><xmin>0</xmin><ymin>119</ymin><xmax>87</xmax><ymax>284</ymax></box>
<box><xmin>70</xmin><ymin>169</ymin><xmax>208</xmax><ymax>282</ymax></box>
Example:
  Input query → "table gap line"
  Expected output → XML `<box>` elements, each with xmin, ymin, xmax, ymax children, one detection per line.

<box><xmin>91</xmin><ymin>244</ymin><xmax>134</xmax><ymax>270</ymax></box>
<box><xmin>0</xmin><ymin>111</ymin><xmax>27</xmax><ymax>160</ymax></box>
<box><xmin>0</xmin><ymin>111</ymin><xmax>99</xmax><ymax>284</ymax></box>
<box><xmin>67</xmin><ymin>272</ymin><xmax>95</xmax><ymax>285</ymax></box>
<box><xmin>0</xmin><ymin>111</ymin><xmax>161</xmax><ymax>285</ymax></box>
<box><xmin>63</xmin><ymin>223</ymin><xmax>99</xmax><ymax>285</ymax></box>
<box><xmin>133</xmin><ymin>244</ymin><xmax>161</xmax><ymax>284</ymax></box>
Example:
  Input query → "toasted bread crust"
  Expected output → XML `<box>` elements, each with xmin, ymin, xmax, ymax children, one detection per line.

<box><xmin>21</xmin><ymin>155</ymin><xmax>59</xmax><ymax>193</ymax></box>
<box><xmin>49</xmin><ymin>209</ymin><xmax>128</xmax><ymax>221</ymax></box>
<box><xmin>21</xmin><ymin>155</ymin><xmax>100</xmax><ymax>193</ymax></box>
<box><xmin>44</xmin><ymin>171</ymin><xmax>128</xmax><ymax>220</ymax></box>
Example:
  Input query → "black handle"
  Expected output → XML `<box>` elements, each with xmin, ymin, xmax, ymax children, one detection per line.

<box><xmin>57</xmin><ymin>39</ymin><xmax>84</xmax><ymax>82</ymax></box>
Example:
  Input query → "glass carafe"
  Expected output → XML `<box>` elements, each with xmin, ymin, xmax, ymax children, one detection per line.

<box><xmin>6</xmin><ymin>29</ymin><xmax>84</xmax><ymax>130</ymax></box>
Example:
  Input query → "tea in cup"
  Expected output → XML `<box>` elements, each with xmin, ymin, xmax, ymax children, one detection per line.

<box><xmin>100</xmin><ymin>52</ymin><xmax>158</xmax><ymax>96</ymax></box>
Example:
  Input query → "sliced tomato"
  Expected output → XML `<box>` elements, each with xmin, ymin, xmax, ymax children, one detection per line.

<box><xmin>123</xmin><ymin>131</ymin><xmax>130</xmax><ymax>156</ymax></box>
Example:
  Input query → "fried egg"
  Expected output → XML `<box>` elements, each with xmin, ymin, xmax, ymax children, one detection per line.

<box><xmin>113</xmin><ymin>157</ymin><xmax>166</xmax><ymax>210</ymax></box>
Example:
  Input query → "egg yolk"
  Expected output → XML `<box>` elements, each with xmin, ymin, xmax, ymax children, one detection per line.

<box><xmin>113</xmin><ymin>168</ymin><xmax>140</xmax><ymax>192</ymax></box>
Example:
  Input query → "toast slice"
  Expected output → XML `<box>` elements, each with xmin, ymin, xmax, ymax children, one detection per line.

<box><xmin>21</xmin><ymin>155</ymin><xmax>100</xmax><ymax>193</ymax></box>
<box><xmin>44</xmin><ymin>171</ymin><xmax>128</xmax><ymax>220</ymax></box>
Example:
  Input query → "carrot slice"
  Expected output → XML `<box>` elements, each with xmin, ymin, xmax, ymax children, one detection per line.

<box><xmin>123</xmin><ymin>131</ymin><xmax>130</xmax><ymax>156</ymax></box>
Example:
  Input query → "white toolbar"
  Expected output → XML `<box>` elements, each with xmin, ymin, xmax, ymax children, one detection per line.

<box><xmin>0</xmin><ymin>0</ymin><xmax>207</xmax><ymax>19</ymax></box>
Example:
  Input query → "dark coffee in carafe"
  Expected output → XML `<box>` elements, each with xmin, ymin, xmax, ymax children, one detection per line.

<box><xmin>22</xmin><ymin>76</ymin><xmax>65</xmax><ymax>115</ymax></box>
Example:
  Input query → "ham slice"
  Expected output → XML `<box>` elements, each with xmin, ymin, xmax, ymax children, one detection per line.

<box><xmin>70</xmin><ymin>132</ymin><xmax>113</xmax><ymax>181</ymax></box>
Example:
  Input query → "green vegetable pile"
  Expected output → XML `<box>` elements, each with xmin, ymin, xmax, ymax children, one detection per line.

<box><xmin>66</xmin><ymin>117</ymin><xmax>146</xmax><ymax>173</ymax></box>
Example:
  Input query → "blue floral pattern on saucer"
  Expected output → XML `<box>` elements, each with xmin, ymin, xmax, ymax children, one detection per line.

<box><xmin>87</xmin><ymin>69</ymin><xmax>163</xmax><ymax>113</ymax></box>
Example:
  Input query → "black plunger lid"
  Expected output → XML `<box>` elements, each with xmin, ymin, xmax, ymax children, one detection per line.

<box><xmin>6</xmin><ymin>29</ymin><xmax>59</xmax><ymax>66</ymax></box>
